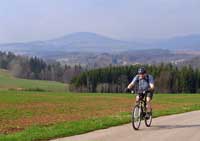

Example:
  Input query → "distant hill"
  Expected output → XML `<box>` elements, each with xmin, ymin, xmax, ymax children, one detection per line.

<box><xmin>0</xmin><ymin>32</ymin><xmax>141</xmax><ymax>55</ymax></box>
<box><xmin>0</xmin><ymin>32</ymin><xmax>199</xmax><ymax>65</ymax></box>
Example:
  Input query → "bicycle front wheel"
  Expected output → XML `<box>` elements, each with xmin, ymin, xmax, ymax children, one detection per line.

<box><xmin>132</xmin><ymin>105</ymin><xmax>142</xmax><ymax>130</ymax></box>
<box><xmin>145</xmin><ymin>110</ymin><xmax>152</xmax><ymax>127</ymax></box>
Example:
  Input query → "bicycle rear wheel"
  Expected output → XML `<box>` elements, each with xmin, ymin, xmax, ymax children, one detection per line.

<box><xmin>145</xmin><ymin>110</ymin><xmax>152</xmax><ymax>127</ymax></box>
<box><xmin>132</xmin><ymin>105</ymin><xmax>142</xmax><ymax>130</ymax></box>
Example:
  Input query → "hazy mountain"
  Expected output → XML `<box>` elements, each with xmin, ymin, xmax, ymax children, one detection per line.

<box><xmin>0</xmin><ymin>32</ymin><xmax>199</xmax><ymax>60</ymax></box>
<box><xmin>0</xmin><ymin>32</ymin><xmax>142</xmax><ymax>55</ymax></box>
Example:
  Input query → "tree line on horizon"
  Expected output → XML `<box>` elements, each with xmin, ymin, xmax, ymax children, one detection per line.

<box><xmin>70</xmin><ymin>64</ymin><xmax>200</xmax><ymax>93</ymax></box>
<box><xmin>1</xmin><ymin>51</ymin><xmax>200</xmax><ymax>94</ymax></box>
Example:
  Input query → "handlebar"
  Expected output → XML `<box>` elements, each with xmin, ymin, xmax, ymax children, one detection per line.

<box><xmin>124</xmin><ymin>88</ymin><xmax>151</xmax><ymax>94</ymax></box>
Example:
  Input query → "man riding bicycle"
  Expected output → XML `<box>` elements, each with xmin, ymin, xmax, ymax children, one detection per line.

<box><xmin>126</xmin><ymin>67</ymin><xmax>155</xmax><ymax>119</ymax></box>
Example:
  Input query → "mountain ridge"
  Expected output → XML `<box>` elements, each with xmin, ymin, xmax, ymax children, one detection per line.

<box><xmin>0</xmin><ymin>32</ymin><xmax>140</xmax><ymax>53</ymax></box>
<box><xmin>0</xmin><ymin>32</ymin><xmax>200</xmax><ymax>56</ymax></box>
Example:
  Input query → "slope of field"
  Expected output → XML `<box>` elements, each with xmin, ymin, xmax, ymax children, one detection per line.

<box><xmin>0</xmin><ymin>69</ymin><xmax>67</xmax><ymax>92</ymax></box>
<box><xmin>0</xmin><ymin>91</ymin><xmax>199</xmax><ymax>141</ymax></box>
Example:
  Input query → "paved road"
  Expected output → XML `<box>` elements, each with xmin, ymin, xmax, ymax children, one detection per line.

<box><xmin>52</xmin><ymin>111</ymin><xmax>200</xmax><ymax>141</ymax></box>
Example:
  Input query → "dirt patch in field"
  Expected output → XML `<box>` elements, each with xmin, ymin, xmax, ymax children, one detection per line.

<box><xmin>0</xmin><ymin>127</ymin><xmax>24</xmax><ymax>134</ymax></box>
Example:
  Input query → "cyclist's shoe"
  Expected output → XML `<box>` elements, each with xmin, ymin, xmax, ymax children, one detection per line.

<box><xmin>145</xmin><ymin>112</ymin><xmax>151</xmax><ymax>120</ymax></box>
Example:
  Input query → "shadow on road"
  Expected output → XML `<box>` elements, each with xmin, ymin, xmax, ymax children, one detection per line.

<box><xmin>151</xmin><ymin>124</ymin><xmax>200</xmax><ymax>130</ymax></box>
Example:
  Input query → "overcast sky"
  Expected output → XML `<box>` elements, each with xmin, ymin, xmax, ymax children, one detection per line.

<box><xmin>0</xmin><ymin>0</ymin><xmax>200</xmax><ymax>43</ymax></box>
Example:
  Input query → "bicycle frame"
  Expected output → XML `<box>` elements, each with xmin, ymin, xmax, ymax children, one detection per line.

<box><xmin>138</xmin><ymin>93</ymin><xmax>147</xmax><ymax>119</ymax></box>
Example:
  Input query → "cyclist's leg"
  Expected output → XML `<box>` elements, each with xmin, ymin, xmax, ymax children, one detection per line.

<box><xmin>146</xmin><ymin>97</ymin><xmax>151</xmax><ymax>112</ymax></box>
<box><xmin>135</xmin><ymin>94</ymin><xmax>140</xmax><ymax>104</ymax></box>
<box><xmin>146</xmin><ymin>92</ymin><xmax>153</xmax><ymax>112</ymax></box>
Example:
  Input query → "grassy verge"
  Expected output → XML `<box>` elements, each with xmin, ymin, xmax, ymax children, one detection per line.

<box><xmin>0</xmin><ymin>92</ymin><xmax>199</xmax><ymax>141</ymax></box>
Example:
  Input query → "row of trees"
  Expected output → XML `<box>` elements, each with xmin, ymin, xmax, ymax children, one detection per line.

<box><xmin>70</xmin><ymin>64</ymin><xmax>200</xmax><ymax>93</ymax></box>
<box><xmin>0</xmin><ymin>51</ymin><xmax>83</xmax><ymax>83</ymax></box>
<box><xmin>1</xmin><ymin>51</ymin><xmax>200</xmax><ymax>93</ymax></box>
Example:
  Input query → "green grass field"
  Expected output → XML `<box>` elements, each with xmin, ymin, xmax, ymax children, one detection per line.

<box><xmin>0</xmin><ymin>69</ymin><xmax>67</xmax><ymax>92</ymax></box>
<box><xmin>0</xmin><ymin>69</ymin><xmax>200</xmax><ymax>141</ymax></box>
<box><xmin>0</xmin><ymin>90</ymin><xmax>199</xmax><ymax>141</ymax></box>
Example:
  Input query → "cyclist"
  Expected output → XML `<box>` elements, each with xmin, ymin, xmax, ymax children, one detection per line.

<box><xmin>126</xmin><ymin>67</ymin><xmax>155</xmax><ymax>119</ymax></box>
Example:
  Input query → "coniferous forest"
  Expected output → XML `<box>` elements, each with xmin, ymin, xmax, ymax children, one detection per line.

<box><xmin>70</xmin><ymin>64</ymin><xmax>200</xmax><ymax>93</ymax></box>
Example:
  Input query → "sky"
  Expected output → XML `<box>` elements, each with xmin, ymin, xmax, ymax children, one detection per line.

<box><xmin>0</xmin><ymin>0</ymin><xmax>200</xmax><ymax>43</ymax></box>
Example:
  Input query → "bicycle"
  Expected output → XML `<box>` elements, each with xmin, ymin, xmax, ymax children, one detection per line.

<box><xmin>131</xmin><ymin>90</ymin><xmax>152</xmax><ymax>130</ymax></box>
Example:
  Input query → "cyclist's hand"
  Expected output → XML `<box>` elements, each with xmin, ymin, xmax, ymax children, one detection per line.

<box><xmin>148</xmin><ymin>87</ymin><xmax>154</xmax><ymax>92</ymax></box>
<box><xmin>131</xmin><ymin>90</ymin><xmax>135</xmax><ymax>94</ymax></box>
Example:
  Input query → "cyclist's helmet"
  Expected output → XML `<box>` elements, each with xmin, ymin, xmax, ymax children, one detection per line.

<box><xmin>138</xmin><ymin>67</ymin><xmax>146</xmax><ymax>74</ymax></box>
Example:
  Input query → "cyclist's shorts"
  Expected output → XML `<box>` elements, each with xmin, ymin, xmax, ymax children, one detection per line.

<box><xmin>137</xmin><ymin>92</ymin><xmax>154</xmax><ymax>100</ymax></box>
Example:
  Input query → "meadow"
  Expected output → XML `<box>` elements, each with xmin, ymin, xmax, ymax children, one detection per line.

<box><xmin>0</xmin><ymin>91</ymin><xmax>199</xmax><ymax>141</ymax></box>
<box><xmin>0</xmin><ymin>69</ymin><xmax>200</xmax><ymax>141</ymax></box>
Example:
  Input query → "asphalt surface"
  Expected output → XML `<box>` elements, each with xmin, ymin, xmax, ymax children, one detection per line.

<box><xmin>51</xmin><ymin>110</ymin><xmax>200</xmax><ymax>141</ymax></box>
